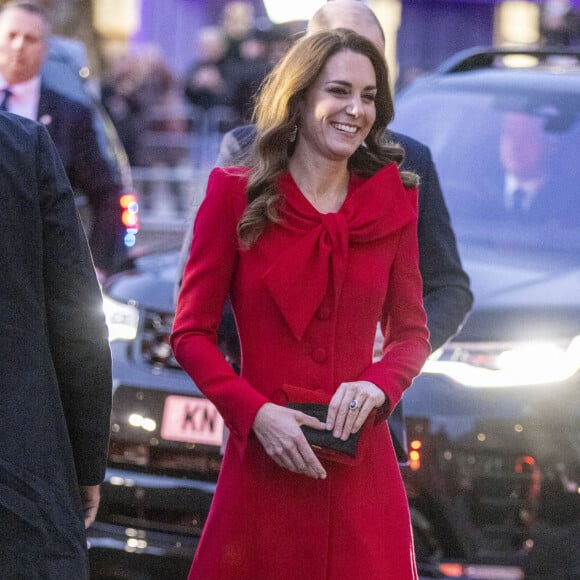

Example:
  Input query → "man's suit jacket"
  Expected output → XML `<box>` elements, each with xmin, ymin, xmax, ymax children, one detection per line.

<box><xmin>38</xmin><ymin>85</ymin><xmax>125</xmax><ymax>272</ymax></box>
<box><xmin>0</xmin><ymin>113</ymin><xmax>112</xmax><ymax>577</ymax></box>
<box><xmin>474</xmin><ymin>172</ymin><xmax>578</xmax><ymax>227</ymax></box>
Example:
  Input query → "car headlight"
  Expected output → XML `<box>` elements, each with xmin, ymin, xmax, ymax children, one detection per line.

<box><xmin>423</xmin><ymin>336</ymin><xmax>580</xmax><ymax>387</ymax></box>
<box><xmin>102</xmin><ymin>295</ymin><xmax>139</xmax><ymax>342</ymax></box>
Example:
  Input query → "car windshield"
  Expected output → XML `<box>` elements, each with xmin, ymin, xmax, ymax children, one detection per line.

<box><xmin>392</xmin><ymin>83</ymin><xmax>580</xmax><ymax>256</ymax></box>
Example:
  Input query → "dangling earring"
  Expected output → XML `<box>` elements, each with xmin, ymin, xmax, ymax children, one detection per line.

<box><xmin>289</xmin><ymin>125</ymin><xmax>297</xmax><ymax>143</ymax></box>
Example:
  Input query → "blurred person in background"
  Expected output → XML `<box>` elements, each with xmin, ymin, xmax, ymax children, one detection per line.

<box><xmin>473</xmin><ymin>110</ymin><xmax>580</xmax><ymax>226</ymax></box>
<box><xmin>499</xmin><ymin>112</ymin><xmax>559</xmax><ymax>218</ymax></box>
<box><xmin>183</xmin><ymin>26</ymin><xmax>232</xmax><ymax>111</ymax></box>
<box><xmin>227</xmin><ymin>27</ymin><xmax>271</xmax><ymax>124</ymax></box>
<box><xmin>220</xmin><ymin>0</ymin><xmax>255</xmax><ymax>61</ymax></box>
<box><xmin>223</xmin><ymin>22</ymin><xmax>296</xmax><ymax>126</ymax></box>
<box><xmin>540</xmin><ymin>0</ymin><xmax>580</xmax><ymax>46</ymax></box>
<box><xmin>104</xmin><ymin>47</ymin><xmax>196</xmax><ymax>216</ymax></box>
<box><xmin>100</xmin><ymin>52</ymin><xmax>144</xmax><ymax>166</ymax></box>
<box><xmin>0</xmin><ymin>110</ymin><xmax>112</xmax><ymax>579</ymax></box>
<box><xmin>102</xmin><ymin>48</ymin><xmax>188</xmax><ymax>169</ymax></box>
<box><xmin>0</xmin><ymin>0</ymin><xmax>128</xmax><ymax>280</ymax></box>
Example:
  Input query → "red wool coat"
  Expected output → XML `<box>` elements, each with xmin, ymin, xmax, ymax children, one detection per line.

<box><xmin>171</xmin><ymin>164</ymin><xmax>430</xmax><ymax>580</ymax></box>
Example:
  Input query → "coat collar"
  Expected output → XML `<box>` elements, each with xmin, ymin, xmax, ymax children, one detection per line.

<box><xmin>262</xmin><ymin>163</ymin><xmax>417</xmax><ymax>340</ymax></box>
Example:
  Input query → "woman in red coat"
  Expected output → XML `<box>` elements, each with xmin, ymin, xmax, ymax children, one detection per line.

<box><xmin>171</xmin><ymin>29</ymin><xmax>430</xmax><ymax>580</ymax></box>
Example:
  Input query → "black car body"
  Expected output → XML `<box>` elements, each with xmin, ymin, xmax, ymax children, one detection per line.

<box><xmin>91</xmin><ymin>48</ymin><xmax>580</xmax><ymax>580</ymax></box>
<box><xmin>392</xmin><ymin>47</ymin><xmax>580</xmax><ymax>579</ymax></box>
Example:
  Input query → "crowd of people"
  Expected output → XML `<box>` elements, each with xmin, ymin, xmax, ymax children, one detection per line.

<box><xmin>98</xmin><ymin>0</ymin><xmax>580</xmax><ymax>177</ymax></box>
<box><xmin>98</xmin><ymin>0</ymin><xmax>580</xmax><ymax>176</ymax></box>
<box><xmin>101</xmin><ymin>6</ymin><xmax>297</xmax><ymax>171</ymax></box>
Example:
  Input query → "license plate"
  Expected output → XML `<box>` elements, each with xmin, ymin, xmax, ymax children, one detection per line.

<box><xmin>161</xmin><ymin>395</ymin><xmax>224</xmax><ymax>446</ymax></box>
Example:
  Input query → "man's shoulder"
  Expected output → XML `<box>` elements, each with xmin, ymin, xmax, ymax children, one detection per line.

<box><xmin>0</xmin><ymin>111</ymin><xmax>44</xmax><ymax>142</ymax></box>
<box><xmin>40</xmin><ymin>86</ymin><xmax>92</xmax><ymax>117</ymax></box>
<box><xmin>225</xmin><ymin>125</ymin><xmax>434</xmax><ymax>166</ymax></box>
<box><xmin>217</xmin><ymin>124</ymin><xmax>256</xmax><ymax>166</ymax></box>
<box><xmin>229</xmin><ymin>124</ymin><xmax>257</xmax><ymax>147</ymax></box>
<box><xmin>388</xmin><ymin>130</ymin><xmax>432</xmax><ymax>162</ymax></box>
<box><xmin>226</xmin><ymin>126</ymin><xmax>430</xmax><ymax>154</ymax></box>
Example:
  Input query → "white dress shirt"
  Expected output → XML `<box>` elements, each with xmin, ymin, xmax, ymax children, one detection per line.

<box><xmin>0</xmin><ymin>74</ymin><xmax>41</xmax><ymax>120</ymax></box>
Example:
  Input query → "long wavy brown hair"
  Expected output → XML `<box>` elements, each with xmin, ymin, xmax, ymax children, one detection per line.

<box><xmin>238</xmin><ymin>28</ymin><xmax>418</xmax><ymax>246</ymax></box>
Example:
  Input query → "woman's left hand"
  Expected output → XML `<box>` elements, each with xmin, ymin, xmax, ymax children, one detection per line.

<box><xmin>326</xmin><ymin>380</ymin><xmax>386</xmax><ymax>440</ymax></box>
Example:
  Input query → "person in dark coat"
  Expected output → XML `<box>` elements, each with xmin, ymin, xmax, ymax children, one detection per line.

<box><xmin>176</xmin><ymin>0</ymin><xmax>473</xmax><ymax>460</ymax></box>
<box><xmin>183</xmin><ymin>26</ymin><xmax>232</xmax><ymax>111</ymax></box>
<box><xmin>0</xmin><ymin>111</ymin><xmax>112</xmax><ymax>578</ymax></box>
<box><xmin>0</xmin><ymin>1</ymin><xmax>128</xmax><ymax>279</ymax></box>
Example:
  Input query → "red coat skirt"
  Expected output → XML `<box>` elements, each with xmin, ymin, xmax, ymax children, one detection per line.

<box><xmin>171</xmin><ymin>165</ymin><xmax>430</xmax><ymax>579</ymax></box>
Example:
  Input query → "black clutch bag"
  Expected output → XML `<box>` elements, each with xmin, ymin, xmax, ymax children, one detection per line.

<box><xmin>279</xmin><ymin>384</ymin><xmax>376</xmax><ymax>466</ymax></box>
<box><xmin>287</xmin><ymin>402</ymin><xmax>362</xmax><ymax>458</ymax></box>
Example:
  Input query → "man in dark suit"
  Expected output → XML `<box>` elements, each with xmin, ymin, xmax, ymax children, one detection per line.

<box><xmin>0</xmin><ymin>111</ymin><xmax>112</xmax><ymax>578</ymax></box>
<box><xmin>0</xmin><ymin>1</ymin><xmax>128</xmax><ymax>280</ymax></box>
<box><xmin>497</xmin><ymin>111</ymin><xmax>574</xmax><ymax>223</ymax></box>
<box><xmin>464</xmin><ymin>110</ymin><xmax>579</xmax><ymax>227</ymax></box>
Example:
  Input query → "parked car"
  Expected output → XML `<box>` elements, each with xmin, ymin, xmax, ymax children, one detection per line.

<box><xmin>90</xmin><ymin>47</ymin><xmax>580</xmax><ymax>579</ymax></box>
<box><xmin>392</xmin><ymin>46</ymin><xmax>580</xmax><ymax>580</ymax></box>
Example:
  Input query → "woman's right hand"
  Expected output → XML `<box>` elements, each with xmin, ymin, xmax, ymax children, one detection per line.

<box><xmin>252</xmin><ymin>403</ymin><xmax>327</xmax><ymax>479</ymax></box>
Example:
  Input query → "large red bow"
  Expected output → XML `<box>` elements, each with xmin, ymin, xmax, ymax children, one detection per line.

<box><xmin>262</xmin><ymin>163</ymin><xmax>417</xmax><ymax>340</ymax></box>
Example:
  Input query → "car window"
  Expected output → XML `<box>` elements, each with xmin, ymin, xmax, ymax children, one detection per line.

<box><xmin>393</xmin><ymin>82</ymin><xmax>580</xmax><ymax>256</ymax></box>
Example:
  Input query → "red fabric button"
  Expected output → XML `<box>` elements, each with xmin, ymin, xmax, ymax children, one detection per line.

<box><xmin>312</xmin><ymin>347</ymin><xmax>327</xmax><ymax>363</ymax></box>
<box><xmin>316</xmin><ymin>306</ymin><xmax>331</xmax><ymax>320</ymax></box>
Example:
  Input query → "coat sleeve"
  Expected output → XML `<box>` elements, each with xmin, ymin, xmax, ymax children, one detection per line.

<box><xmin>358</xmin><ymin>187</ymin><xmax>431</xmax><ymax>418</ymax></box>
<box><xmin>416</xmin><ymin>146</ymin><xmax>473</xmax><ymax>350</ymax></box>
<box><xmin>171</xmin><ymin>168</ymin><xmax>269</xmax><ymax>447</ymax></box>
<box><xmin>396</xmin><ymin>133</ymin><xmax>473</xmax><ymax>350</ymax></box>
<box><xmin>174</xmin><ymin>125</ymin><xmax>255</xmax><ymax>304</ymax></box>
<box><xmin>38</xmin><ymin>124</ymin><xmax>113</xmax><ymax>486</ymax></box>
<box><xmin>63</xmin><ymin>100</ymin><xmax>125</xmax><ymax>272</ymax></box>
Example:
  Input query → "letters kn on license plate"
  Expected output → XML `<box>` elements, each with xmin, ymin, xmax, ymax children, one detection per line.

<box><xmin>161</xmin><ymin>395</ymin><xmax>224</xmax><ymax>446</ymax></box>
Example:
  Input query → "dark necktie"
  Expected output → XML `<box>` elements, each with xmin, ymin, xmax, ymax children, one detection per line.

<box><xmin>0</xmin><ymin>87</ymin><xmax>12</xmax><ymax>111</ymax></box>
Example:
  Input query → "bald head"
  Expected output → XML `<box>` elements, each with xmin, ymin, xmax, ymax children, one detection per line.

<box><xmin>308</xmin><ymin>0</ymin><xmax>385</xmax><ymax>52</ymax></box>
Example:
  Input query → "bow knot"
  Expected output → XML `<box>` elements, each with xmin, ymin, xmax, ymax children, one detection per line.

<box><xmin>262</xmin><ymin>164</ymin><xmax>416</xmax><ymax>340</ymax></box>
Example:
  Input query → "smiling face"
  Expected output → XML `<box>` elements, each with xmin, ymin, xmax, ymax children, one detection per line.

<box><xmin>296</xmin><ymin>49</ymin><xmax>377</xmax><ymax>163</ymax></box>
